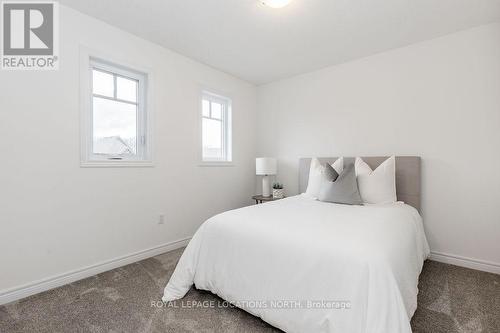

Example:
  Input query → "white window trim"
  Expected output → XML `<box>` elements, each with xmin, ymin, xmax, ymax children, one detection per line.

<box><xmin>199</xmin><ymin>89</ymin><xmax>233</xmax><ymax>166</ymax></box>
<box><xmin>79</xmin><ymin>46</ymin><xmax>153</xmax><ymax>168</ymax></box>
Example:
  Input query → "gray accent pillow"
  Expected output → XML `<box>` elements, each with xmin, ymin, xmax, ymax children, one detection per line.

<box><xmin>324</xmin><ymin>163</ymin><xmax>339</xmax><ymax>182</ymax></box>
<box><xmin>318</xmin><ymin>164</ymin><xmax>363</xmax><ymax>205</ymax></box>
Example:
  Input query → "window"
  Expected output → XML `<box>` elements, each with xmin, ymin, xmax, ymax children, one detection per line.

<box><xmin>81</xmin><ymin>57</ymin><xmax>150</xmax><ymax>166</ymax></box>
<box><xmin>201</xmin><ymin>91</ymin><xmax>232</xmax><ymax>163</ymax></box>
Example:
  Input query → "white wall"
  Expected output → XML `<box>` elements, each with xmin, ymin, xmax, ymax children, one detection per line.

<box><xmin>0</xmin><ymin>6</ymin><xmax>256</xmax><ymax>294</ymax></box>
<box><xmin>257</xmin><ymin>23</ymin><xmax>500</xmax><ymax>269</ymax></box>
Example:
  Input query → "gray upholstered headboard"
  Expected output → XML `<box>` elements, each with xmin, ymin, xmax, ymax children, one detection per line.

<box><xmin>299</xmin><ymin>157</ymin><xmax>421</xmax><ymax>212</ymax></box>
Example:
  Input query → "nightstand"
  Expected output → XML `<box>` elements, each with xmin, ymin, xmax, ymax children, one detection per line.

<box><xmin>252</xmin><ymin>195</ymin><xmax>283</xmax><ymax>204</ymax></box>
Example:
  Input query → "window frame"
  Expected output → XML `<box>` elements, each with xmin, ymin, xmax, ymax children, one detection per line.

<box><xmin>200</xmin><ymin>90</ymin><xmax>233</xmax><ymax>165</ymax></box>
<box><xmin>80</xmin><ymin>50</ymin><xmax>153</xmax><ymax>168</ymax></box>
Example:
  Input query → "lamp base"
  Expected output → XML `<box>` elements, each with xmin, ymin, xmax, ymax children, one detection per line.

<box><xmin>262</xmin><ymin>176</ymin><xmax>271</xmax><ymax>197</ymax></box>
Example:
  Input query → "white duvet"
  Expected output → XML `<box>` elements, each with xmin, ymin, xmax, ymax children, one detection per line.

<box><xmin>162</xmin><ymin>195</ymin><xmax>430</xmax><ymax>333</ymax></box>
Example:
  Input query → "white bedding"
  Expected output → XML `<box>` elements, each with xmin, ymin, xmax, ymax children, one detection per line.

<box><xmin>162</xmin><ymin>195</ymin><xmax>430</xmax><ymax>333</ymax></box>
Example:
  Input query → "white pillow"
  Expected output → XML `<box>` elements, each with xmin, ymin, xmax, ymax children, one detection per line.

<box><xmin>355</xmin><ymin>156</ymin><xmax>396</xmax><ymax>204</ymax></box>
<box><xmin>305</xmin><ymin>157</ymin><xmax>344</xmax><ymax>198</ymax></box>
<box><xmin>332</xmin><ymin>157</ymin><xmax>344</xmax><ymax>174</ymax></box>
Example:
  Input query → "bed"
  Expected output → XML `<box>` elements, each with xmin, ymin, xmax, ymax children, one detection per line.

<box><xmin>162</xmin><ymin>157</ymin><xmax>430</xmax><ymax>333</ymax></box>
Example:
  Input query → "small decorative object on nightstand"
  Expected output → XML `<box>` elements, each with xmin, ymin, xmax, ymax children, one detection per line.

<box><xmin>272</xmin><ymin>182</ymin><xmax>285</xmax><ymax>199</ymax></box>
<box><xmin>252</xmin><ymin>195</ymin><xmax>283</xmax><ymax>204</ymax></box>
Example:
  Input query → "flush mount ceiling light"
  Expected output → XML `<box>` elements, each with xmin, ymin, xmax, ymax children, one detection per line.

<box><xmin>261</xmin><ymin>0</ymin><xmax>292</xmax><ymax>9</ymax></box>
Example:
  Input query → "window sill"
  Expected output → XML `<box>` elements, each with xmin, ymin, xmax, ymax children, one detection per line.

<box><xmin>80</xmin><ymin>160</ymin><xmax>154</xmax><ymax>168</ymax></box>
<box><xmin>198</xmin><ymin>161</ymin><xmax>235</xmax><ymax>167</ymax></box>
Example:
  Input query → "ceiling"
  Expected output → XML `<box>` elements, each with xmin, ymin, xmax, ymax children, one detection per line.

<box><xmin>59</xmin><ymin>0</ymin><xmax>500</xmax><ymax>85</ymax></box>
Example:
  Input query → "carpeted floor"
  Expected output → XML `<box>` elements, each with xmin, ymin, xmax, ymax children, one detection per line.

<box><xmin>1</xmin><ymin>248</ymin><xmax>499</xmax><ymax>333</ymax></box>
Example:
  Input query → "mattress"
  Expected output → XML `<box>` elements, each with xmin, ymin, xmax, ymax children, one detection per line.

<box><xmin>162</xmin><ymin>195</ymin><xmax>430</xmax><ymax>333</ymax></box>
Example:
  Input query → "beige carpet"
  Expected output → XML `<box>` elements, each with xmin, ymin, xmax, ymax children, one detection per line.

<box><xmin>1</xmin><ymin>247</ymin><xmax>499</xmax><ymax>332</ymax></box>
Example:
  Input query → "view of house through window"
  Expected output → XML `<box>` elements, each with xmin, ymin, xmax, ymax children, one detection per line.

<box><xmin>86</xmin><ymin>58</ymin><xmax>149</xmax><ymax>163</ymax></box>
<box><xmin>202</xmin><ymin>92</ymin><xmax>232</xmax><ymax>162</ymax></box>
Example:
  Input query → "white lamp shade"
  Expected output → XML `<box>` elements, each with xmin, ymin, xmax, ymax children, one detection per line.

<box><xmin>256</xmin><ymin>157</ymin><xmax>277</xmax><ymax>175</ymax></box>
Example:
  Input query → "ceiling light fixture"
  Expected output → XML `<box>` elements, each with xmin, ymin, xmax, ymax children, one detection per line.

<box><xmin>261</xmin><ymin>0</ymin><xmax>292</xmax><ymax>9</ymax></box>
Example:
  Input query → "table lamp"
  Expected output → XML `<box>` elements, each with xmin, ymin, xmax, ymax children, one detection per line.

<box><xmin>256</xmin><ymin>157</ymin><xmax>277</xmax><ymax>197</ymax></box>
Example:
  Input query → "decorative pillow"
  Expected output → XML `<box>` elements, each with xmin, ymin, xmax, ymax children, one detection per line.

<box><xmin>355</xmin><ymin>156</ymin><xmax>396</xmax><ymax>204</ymax></box>
<box><xmin>305</xmin><ymin>157</ymin><xmax>344</xmax><ymax>199</ymax></box>
<box><xmin>323</xmin><ymin>163</ymin><xmax>339</xmax><ymax>182</ymax></box>
<box><xmin>332</xmin><ymin>157</ymin><xmax>344</xmax><ymax>174</ymax></box>
<box><xmin>318</xmin><ymin>164</ymin><xmax>363</xmax><ymax>205</ymax></box>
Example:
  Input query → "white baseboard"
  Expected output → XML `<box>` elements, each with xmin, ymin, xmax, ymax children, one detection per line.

<box><xmin>2</xmin><ymin>241</ymin><xmax>496</xmax><ymax>306</ymax></box>
<box><xmin>0</xmin><ymin>237</ymin><xmax>191</xmax><ymax>306</ymax></box>
<box><xmin>429</xmin><ymin>251</ymin><xmax>500</xmax><ymax>275</ymax></box>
